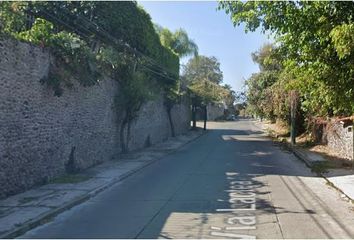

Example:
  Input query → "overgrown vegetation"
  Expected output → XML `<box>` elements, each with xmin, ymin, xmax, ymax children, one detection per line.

<box><xmin>182</xmin><ymin>55</ymin><xmax>236</xmax><ymax>129</ymax></box>
<box><xmin>0</xmin><ymin>2</ymin><xmax>238</xmax><ymax>152</ymax></box>
<box><xmin>155</xmin><ymin>25</ymin><xmax>199</xmax><ymax>136</ymax></box>
<box><xmin>0</xmin><ymin>2</ymin><xmax>179</xmax><ymax>152</ymax></box>
<box><xmin>219</xmin><ymin>1</ymin><xmax>354</xmax><ymax>136</ymax></box>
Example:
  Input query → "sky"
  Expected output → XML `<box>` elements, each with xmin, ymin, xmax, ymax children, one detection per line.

<box><xmin>138</xmin><ymin>1</ymin><xmax>272</xmax><ymax>92</ymax></box>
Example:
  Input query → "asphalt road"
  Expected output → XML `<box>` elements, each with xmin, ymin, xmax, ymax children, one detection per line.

<box><xmin>21</xmin><ymin>119</ymin><xmax>354</xmax><ymax>239</ymax></box>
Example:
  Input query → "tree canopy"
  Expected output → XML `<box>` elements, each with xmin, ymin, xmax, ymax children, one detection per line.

<box><xmin>183</xmin><ymin>55</ymin><xmax>234</xmax><ymax>108</ymax></box>
<box><xmin>220</xmin><ymin>1</ymin><xmax>354</xmax><ymax>117</ymax></box>
<box><xmin>183</xmin><ymin>56</ymin><xmax>223</xmax><ymax>85</ymax></box>
<box><xmin>155</xmin><ymin>25</ymin><xmax>198</xmax><ymax>58</ymax></box>
<box><xmin>0</xmin><ymin>1</ymin><xmax>181</xmax><ymax>152</ymax></box>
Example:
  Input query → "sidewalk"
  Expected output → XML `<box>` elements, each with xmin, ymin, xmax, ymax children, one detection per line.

<box><xmin>254</xmin><ymin>120</ymin><xmax>354</xmax><ymax>202</ymax></box>
<box><xmin>0</xmin><ymin>129</ymin><xmax>204</xmax><ymax>239</ymax></box>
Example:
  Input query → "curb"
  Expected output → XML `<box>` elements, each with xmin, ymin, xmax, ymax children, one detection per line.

<box><xmin>0</xmin><ymin>130</ymin><xmax>206</xmax><ymax>239</ymax></box>
<box><xmin>287</xmin><ymin>144</ymin><xmax>315</xmax><ymax>168</ymax></box>
<box><xmin>253</xmin><ymin>121</ymin><xmax>317</xmax><ymax>168</ymax></box>
<box><xmin>287</xmin><ymin>144</ymin><xmax>354</xmax><ymax>202</ymax></box>
<box><xmin>255</xmin><ymin>121</ymin><xmax>354</xmax><ymax>203</ymax></box>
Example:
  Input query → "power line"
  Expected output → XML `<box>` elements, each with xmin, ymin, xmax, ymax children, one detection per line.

<box><xmin>139</xmin><ymin>65</ymin><xmax>178</xmax><ymax>83</ymax></box>
<box><xmin>36</xmin><ymin>7</ymin><xmax>179</xmax><ymax>80</ymax></box>
<box><xmin>37</xmin><ymin>9</ymin><xmax>91</xmax><ymax>40</ymax></box>
<box><xmin>78</xmin><ymin>6</ymin><xmax>178</xmax><ymax>76</ymax></box>
<box><xmin>21</xmin><ymin>8</ymin><xmax>178</xmax><ymax>83</ymax></box>
<box><xmin>79</xmin><ymin>17</ymin><xmax>177</xmax><ymax>79</ymax></box>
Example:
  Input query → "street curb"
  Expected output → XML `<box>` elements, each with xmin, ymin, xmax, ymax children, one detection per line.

<box><xmin>0</xmin><ymin>130</ymin><xmax>206</xmax><ymax>239</ymax></box>
<box><xmin>287</xmin><ymin>144</ymin><xmax>354</xmax><ymax>202</ymax></box>
<box><xmin>287</xmin><ymin>145</ymin><xmax>315</xmax><ymax>168</ymax></box>
<box><xmin>252</xmin><ymin>120</ymin><xmax>317</xmax><ymax>168</ymax></box>
<box><xmin>254</xmin><ymin>121</ymin><xmax>354</xmax><ymax>203</ymax></box>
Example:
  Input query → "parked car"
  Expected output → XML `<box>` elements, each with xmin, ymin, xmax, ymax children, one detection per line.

<box><xmin>226</xmin><ymin>114</ymin><xmax>236</xmax><ymax>121</ymax></box>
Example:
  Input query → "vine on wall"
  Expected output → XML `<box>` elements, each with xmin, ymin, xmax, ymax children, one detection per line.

<box><xmin>0</xmin><ymin>1</ymin><xmax>180</xmax><ymax>152</ymax></box>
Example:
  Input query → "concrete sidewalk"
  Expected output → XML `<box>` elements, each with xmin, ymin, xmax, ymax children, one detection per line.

<box><xmin>292</xmin><ymin>147</ymin><xmax>354</xmax><ymax>200</ymax></box>
<box><xmin>0</xmin><ymin>130</ymin><xmax>204</xmax><ymax>239</ymax></box>
<box><xmin>255</xmin><ymin>120</ymin><xmax>354</xmax><ymax>203</ymax></box>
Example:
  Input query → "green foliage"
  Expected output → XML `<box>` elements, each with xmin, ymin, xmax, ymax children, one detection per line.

<box><xmin>311</xmin><ymin>161</ymin><xmax>333</xmax><ymax>175</ymax></box>
<box><xmin>114</xmin><ymin>70</ymin><xmax>157</xmax><ymax>122</ymax></box>
<box><xmin>330</xmin><ymin>23</ymin><xmax>354</xmax><ymax>59</ymax></box>
<box><xmin>189</xmin><ymin>79</ymin><xmax>226</xmax><ymax>105</ymax></box>
<box><xmin>219</xmin><ymin>1</ymin><xmax>354</xmax><ymax>116</ymax></box>
<box><xmin>16</xmin><ymin>18</ymin><xmax>53</xmax><ymax>45</ymax></box>
<box><xmin>1</xmin><ymin>1</ymin><xmax>179</xmax><ymax>93</ymax></box>
<box><xmin>270</xmin><ymin>79</ymin><xmax>290</xmax><ymax>121</ymax></box>
<box><xmin>183</xmin><ymin>56</ymin><xmax>223</xmax><ymax>85</ymax></box>
<box><xmin>244</xmin><ymin>44</ymin><xmax>287</xmax><ymax>122</ymax></box>
<box><xmin>183</xmin><ymin>55</ymin><xmax>233</xmax><ymax>109</ymax></box>
<box><xmin>222</xmin><ymin>84</ymin><xmax>237</xmax><ymax>110</ymax></box>
<box><xmin>10</xmin><ymin>17</ymin><xmax>100</xmax><ymax>96</ymax></box>
<box><xmin>0</xmin><ymin>2</ymin><xmax>29</xmax><ymax>34</ymax></box>
<box><xmin>246</xmin><ymin>71</ymin><xmax>278</xmax><ymax>121</ymax></box>
<box><xmin>155</xmin><ymin>25</ymin><xmax>198</xmax><ymax>58</ymax></box>
<box><xmin>251</xmin><ymin>43</ymin><xmax>282</xmax><ymax>71</ymax></box>
<box><xmin>1</xmin><ymin>2</ymin><xmax>181</xmax><ymax>152</ymax></box>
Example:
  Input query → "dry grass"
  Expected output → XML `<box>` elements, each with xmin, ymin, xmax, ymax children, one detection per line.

<box><xmin>309</xmin><ymin>144</ymin><xmax>353</xmax><ymax>169</ymax></box>
<box><xmin>263</xmin><ymin>120</ymin><xmax>289</xmax><ymax>138</ymax></box>
<box><xmin>263</xmin><ymin>120</ymin><xmax>352</xmax><ymax>169</ymax></box>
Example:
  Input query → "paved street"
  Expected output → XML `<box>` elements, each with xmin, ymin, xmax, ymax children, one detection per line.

<box><xmin>21</xmin><ymin>120</ymin><xmax>354</xmax><ymax>239</ymax></box>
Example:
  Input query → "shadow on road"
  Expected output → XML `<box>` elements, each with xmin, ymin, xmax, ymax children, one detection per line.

<box><xmin>23</xmin><ymin>119</ymin><xmax>354</xmax><ymax>239</ymax></box>
<box><xmin>132</xmin><ymin>120</ymin><xmax>353</xmax><ymax>238</ymax></box>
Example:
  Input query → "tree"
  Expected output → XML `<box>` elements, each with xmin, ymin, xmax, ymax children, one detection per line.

<box><xmin>183</xmin><ymin>55</ymin><xmax>228</xmax><ymax>129</ymax></box>
<box><xmin>183</xmin><ymin>56</ymin><xmax>223</xmax><ymax>85</ymax></box>
<box><xmin>219</xmin><ymin>1</ymin><xmax>354</xmax><ymax>116</ymax></box>
<box><xmin>155</xmin><ymin>25</ymin><xmax>198</xmax><ymax>58</ymax></box>
<box><xmin>245</xmin><ymin>72</ymin><xmax>277</xmax><ymax>121</ymax></box>
<box><xmin>153</xmin><ymin>26</ymin><xmax>198</xmax><ymax>136</ymax></box>
<box><xmin>252</xmin><ymin>43</ymin><xmax>282</xmax><ymax>72</ymax></box>
<box><xmin>1</xmin><ymin>2</ymin><xmax>180</xmax><ymax>153</ymax></box>
<box><xmin>222</xmin><ymin>84</ymin><xmax>236</xmax><ymax>110</ymax></box>
<box><xmin>244</xmin><ymin>44</ymin><xmax>285</xmax><ymax>122</ymax></box>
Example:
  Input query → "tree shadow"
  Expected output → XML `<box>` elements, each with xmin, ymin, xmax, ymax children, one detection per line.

<box><xmin>23</xmin><ymin>119</ymin><xmax>354</xmax><ymax>239</ymax></box>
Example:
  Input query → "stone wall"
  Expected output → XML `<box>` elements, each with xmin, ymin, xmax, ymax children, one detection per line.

<box><xmin>128</xmin><ymin>95</ymin><xmax>190</xmax><ymax>150</ymax></box>
<box><xmin>326</xmin><ymin>121</ymin><xmax>353</xmax><ymax>160</ymax></box>
<box><xmin>0</xmin><ymin>38</ymin><xmax>190</xmax><ymax>198</ymax></box>
<box><xmin>207</xmin><ymin>103</ymin><xmax>225</xmax><ymax>121</ymax></box>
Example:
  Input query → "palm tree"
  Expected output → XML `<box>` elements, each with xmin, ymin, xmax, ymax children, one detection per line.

<box><xmin>155</xmin><ymin>25</ymin><xmax>198</xmax><ymax>58</ymax></box>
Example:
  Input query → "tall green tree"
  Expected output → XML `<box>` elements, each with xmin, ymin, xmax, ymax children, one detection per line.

<box><xmin>183</xmin><ymin>55</ymin><xmax>229</xmax><ymax>129</ymax></box>
<box><xmin>155</xmin><ymin>25</ymin><xmax>198</xmax><ymax>58</ymax></box>
<box><xmin>219</xmin><ymin>1</ymin><xmax>354</xmax><ymax>116</ymax></box>
<box><xmin>183</xmin><ymin>56</ymin><xmax>223</xmax><ymax>85</ymax></box>
<box><xmin>245</xmin><ymin>43</ymin><xmax>286</xmax><ymax>122</ymax></box>
<box><xmin>153</xmin><ymin>25</ymin><xmax>198</xmax><ymax>136</ymax></box>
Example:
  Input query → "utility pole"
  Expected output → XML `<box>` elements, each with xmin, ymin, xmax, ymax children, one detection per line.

<box><xmin>191</xmin><ymin>94</ymin><xmax>197</xmax><ymax>130</ymax></box>
<box><xmin>203</xmin><ymin>105</ymin><xmax>207</xmax><ymax>130</ymax></box>
<box><xmin>290</xmin><ymin>90</ymin><xmax>299</xmax><ymax>145</ymax></box>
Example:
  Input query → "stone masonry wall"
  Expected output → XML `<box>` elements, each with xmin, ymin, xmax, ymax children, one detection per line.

<box><xmin>326</xmin><ymin>121</ymin><xmax>353</xmax><ymax>160</ymax></box>
<box><xmin>207</xmin><ymin>103</ymin><xmax>225</xmax><ymax>121</ymax></box>
<box><xmin>128</xmin><ymin>95</ymin><xmax>190</xmax><ymax>151</ymax></box>
<box><xmin>0</xmin><ymin>38</ymin><xmax>190</xmax><ymax>198</ymax></box>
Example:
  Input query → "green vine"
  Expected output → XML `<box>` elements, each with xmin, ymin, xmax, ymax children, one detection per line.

<box><xmin>0</xmin><ymin>2</ymin><xmax>180</xmax><ymax>152</ymax></box>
